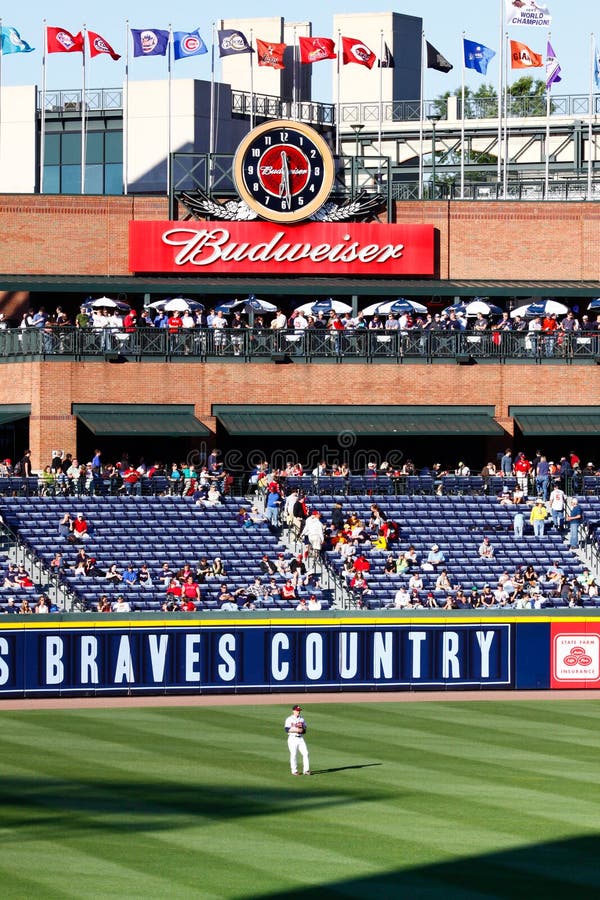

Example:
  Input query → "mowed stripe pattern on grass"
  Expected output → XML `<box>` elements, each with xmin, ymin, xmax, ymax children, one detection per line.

<box><xmin>1</xmin><ymin>701</ymin><xmax>600</xmax><ymax>898</ymax></box>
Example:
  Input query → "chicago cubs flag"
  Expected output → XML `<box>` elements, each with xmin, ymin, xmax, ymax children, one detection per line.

<box><xmin>299</xmin><ymin>36</ymin><xmax>336</xmax><ymax>64</ymax></box>
<box><xmin>218</xmin><ymin>29</ymin><xmax>253</xmax><ymax>57</ymax></box>
<box><xmin>173</xmin><ymin>29</ymin><xmax>207</xmax><ymax>61</ymax></box>
<box><xmin>131</xmin><ymin>28</ymin><xmax>170</xmax><ymax>57</ymax></box>
<box><xmin>0</xmin><ymin>25</ymin><xmax>34</xmax><ymax>54</ymax></box>
<box><xmin>463</xmin><ymin>38</ymin><xmax>495</xmax><ymax>75</ymax></box>
<box><xmin>46</xmin><ymin>27</ymin><xmax>84</xmax><ymax>53</ymax></box>
<box><xmin>510</xmin><ymin>39</ymin><xmax>542</xmax><ymax>68</ymax></box>
<box><xmin>87</xmin><ymin>31</ymin><xmax>121</xmax><ymax>61</ymax></box>
<box><xmin>342</xmin><ymin>36</ymin><xmax>376</xmax><ymax>69</ymax></box>
<box><xmin>256</xmin><ymin>39</ymin><xmax>286</xmax><ymax>69</ymax></box>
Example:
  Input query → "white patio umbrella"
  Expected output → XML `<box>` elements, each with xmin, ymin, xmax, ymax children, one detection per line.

<box><xmin>510</xmin><ymin>299</ymin><xmax>569</xmax><ymax>318</ymax></box>
<box><xmin>294</xmin><ymin>298</ymin><xmax>352</xmax><ymax>315</ymax></box>
<box><xmin>443</xmin><ymin>299</ymin><xmax>503</xmax><ymax>316</ymax></box>
<box><xmin>88</xmin><ymin>296</ymin><xmax>130</xmax><ymax>310</ymax></box>
<box><xmin>361</xmin><ymin>299</ymin><xmax>427</xmax><ymax>316</ymax></box>
<box><xmin>148</xmin><ymin>298</ymin><xmax>204</xmax><ymax>312</ymax></box>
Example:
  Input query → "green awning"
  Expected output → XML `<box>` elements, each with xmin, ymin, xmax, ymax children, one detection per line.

<box><xmin>73</xmin><ymin>404</ymin><xmax>210</xmax><ymax>437</ymax></box>
<box><xmin>0</xmin><ymin>404</ymin><xmax>30</xmax><ymax>426</ymax></box>
<box><xmin>511</xmin><ymin>406</ymin><xmax>600</xmax><ymax>436</ymax></box>
<box><xmin>213</xmin><ymin>405</ymin><xmax>504</xmax><ymax>437</ymax></box>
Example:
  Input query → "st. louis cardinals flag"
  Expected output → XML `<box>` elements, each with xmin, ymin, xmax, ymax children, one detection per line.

<box><xmin>87</xmin><ymin>31</ymin><xmax>121</xmax><ymax>60</ymax></box>
<box><xmin>342</xmin><ymin>36</ymin><xmax>375</xmax><ymax>69</ymax></box>
<box><xmin>299</xmin><ymin>36</ymin><xmax>336</xmax><ymax>64</ymax></box>
<box><xmin>256</xmin><ymin>39</ymin><xmax>286</xmax><ymax>69</ymax></box>
<box><xmin>46</xmin><ymin>27</ymin><xmax>83</xmax><ymax>53</ymax></box>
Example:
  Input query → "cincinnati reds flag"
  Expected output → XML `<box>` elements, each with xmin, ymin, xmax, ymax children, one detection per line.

<box><xmin>510</xmin><ymin>39</ymin><xmax>542</xmax><ymax>68</ymax></box>
<box><xmin>87</xmin><ymin>31</ymin><xmax>121</xmax><ymax>60</ymax></box>
<box><xmin>299</xmin><ymin>36</ymin><xmax>336</xmax><ymax>64</ymax></box>
<box><xmin>256</xmin><ymin>39</ymin><xmax>286</xmax><ymax>69</ymax></box>
<box><xmin>46</xmin><ymin>26</ymin><xmax>84</xmax><ymax>53</ymax></box>
<box><xmin>342</xmin><ymin>36</ymin><xmax>376</xmax><ymax>69</ymax></box>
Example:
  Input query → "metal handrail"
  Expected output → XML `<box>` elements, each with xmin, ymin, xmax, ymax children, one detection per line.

<box><xmin>2</xmin><ymin>326</ymin><xmax>600</xmax><ymax>364</ymax></box>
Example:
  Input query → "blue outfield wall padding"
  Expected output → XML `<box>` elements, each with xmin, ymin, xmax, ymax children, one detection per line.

<box><xmin>515</xmin><ymin>622</ymin><xmax>551</xmax><ymax>689</ymax></box>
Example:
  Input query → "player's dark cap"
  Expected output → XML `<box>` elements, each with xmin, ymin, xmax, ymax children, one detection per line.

<box><xmin>293</xmin><ymin>705</ymin><xmax>302</xmax><ymax>711</ymax></box>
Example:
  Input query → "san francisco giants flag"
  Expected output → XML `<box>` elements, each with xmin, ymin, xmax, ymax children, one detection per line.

<box><xmin>510</xmin><ymin>39</ymin><xmax>543</xmax><ymax>68</ymax></box>
<box><xmin>256</xmin><ymin>39</ymin><xmax>286</xmax><ymax>69</ymax></box>
<box><xmin>342</xmin><ymin>36</ymin><xmax>376</xmax><ymax>69</ymax></box>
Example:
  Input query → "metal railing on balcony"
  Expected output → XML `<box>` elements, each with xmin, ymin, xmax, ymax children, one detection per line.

<box><xmin>3</xmin><ymin>327</ymin><xmax>600</xmax><ymax>363</ymax></box>
<box><xmin>39</xmin><ymin>88</ymin><xmax>123</xmax><ymax>114</ymax></box>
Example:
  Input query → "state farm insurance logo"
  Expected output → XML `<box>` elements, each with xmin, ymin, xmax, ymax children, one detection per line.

<box><xmin>553</xmin><ymin>634</ymin><xmax>600</xmax><ymax>682</ymax></box>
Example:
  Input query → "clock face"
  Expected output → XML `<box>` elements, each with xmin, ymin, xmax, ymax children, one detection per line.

<box><xmin>233</xmin><ymin>120</ymin><xmax>335</xmax><ymax>223</ymax></box>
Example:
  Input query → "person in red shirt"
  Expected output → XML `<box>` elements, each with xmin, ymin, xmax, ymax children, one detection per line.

<box><xmin>122</xmin><ymin>465</ymin><xmax>142</xmax><ymax>496</ymax></box>
<box><xmin>182</xmin><ymin>575</ymin><xmax>201</xmax><ymax>603</ymax></box>
<box><xmin>514</xmin><ymin>453</ymin><xmax>531</xmax><ymax>496</ymax></box>
<box><xmin>541</xmin><ymin>312</ymin><xmax>558</xmax><ymax>356</ymax></box>
<box><xmin>166</xmin><ymin>578</ymin><xmax>182</xmax><ymax>598</ymax></box>
<box><xmin>123</xmin><ymin>309</ymin><xmax>137</xmax><ymax>333</ymax></box>
<box><xmin>180</xmin><ymin>598</ymin><xmax>196</xmax><ymax>612</ymax></box>
<box><xmin>167</xmin><ymin>313</ymin><xmax>183</xmax><ymax>333</ymax></box>
<box><xmin>72</xmin><ymin>512</ymin><xmax>90</xmax><ymax>540</ymax></box>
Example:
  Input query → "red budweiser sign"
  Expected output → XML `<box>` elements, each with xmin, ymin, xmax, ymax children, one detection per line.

<box><xmin>129</xmin><ymin>221</ymin><xmax>435</xmax><ymax>276</ymax></box>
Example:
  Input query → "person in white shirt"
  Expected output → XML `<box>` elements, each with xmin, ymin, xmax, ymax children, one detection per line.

<box><xmin>112</xmin><ymin>595</ymin><xmax>131</xmax><ymax>613</ymax></box>
<box><xmin>301</xmin><ymin>511</ymin><xmax>325</xmax><ymax>553</ymax></box>
<box><xmin>549</xmin><ymin>483</ymin><xmax>566</xmax><ymax>530</ymax></box>
<box><xmin>307</xmin><ymin>594</ymin><xmax>322</xmax><ymax>611</ymax></box>
<box><xmin>389</xmin><ymin>586</ymin><xmax>411</xmax><ymax>608</ymax></box>
<box><xmin>284</xmin><ymin>705</ymin><xmax>310</xmax><ymax>775</ymax></box>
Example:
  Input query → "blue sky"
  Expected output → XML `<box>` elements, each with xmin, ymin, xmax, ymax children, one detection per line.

<box><xmin>1</xmin><ymin>1</ymin><xmax>598</xmax><ymax>101</ymax></box>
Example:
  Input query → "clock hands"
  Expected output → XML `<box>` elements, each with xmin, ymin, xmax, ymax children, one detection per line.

<box><xmin>278</xmin><ymin>151</ymin><xmax>292</xmax><ymax>207</ymax></box>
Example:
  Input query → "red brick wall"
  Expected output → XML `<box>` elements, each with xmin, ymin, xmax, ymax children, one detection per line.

<box><xmin>2</xmin><ymin>195</ymin><xmax>600</xmax><ymax>279</ymax></box>
<box><xmin>1</xmin><ymin>360</ymin><xmax>597</xmax><ymax>468</ymax></box>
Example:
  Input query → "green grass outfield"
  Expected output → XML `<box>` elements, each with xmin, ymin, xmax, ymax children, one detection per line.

<box><xmin>1</xmin><ymin>700</ymin><xmax>600</xmax><ymax>899</ymax></box>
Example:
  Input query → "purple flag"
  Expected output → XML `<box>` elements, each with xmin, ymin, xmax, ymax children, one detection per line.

<box><xmin>545</xmin><ymin>41</ymin><xmax>561</xmax><ymax>89</ymax></box>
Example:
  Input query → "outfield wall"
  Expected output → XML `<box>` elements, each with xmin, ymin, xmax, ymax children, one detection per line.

<box><xmin>0</xmin><ymin>614</ymin><xmax>598</xmax><ymax>696</ymax></box>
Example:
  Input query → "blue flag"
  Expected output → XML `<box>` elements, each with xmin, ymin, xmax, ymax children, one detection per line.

<box><xmin>173</xmin><ymin>29</ymin><xmax>207</xmax><ymax>61</ymax></box>
<box><xmin>463</xmin><ymin>38</ymin><xmax>495</xmax><ymax>75</ymax></box>
<box><xmin>1</xmin><ymin>25</ymin><xmax>34</xmax><ymax>54</ymax></box>
<box><xmin>594</xmin><ymin>43</ymin><xmax>600</xmax><ymax>90</ymax></box>
<box><xmin>131</xmin><ymin>28</ymin><xmax>170</xmax><ymax>57</ymax></box>
<box><xmin>218</xmin><ymin>29</ymin><xmax>253</xmax><ymax>58</ymax></box>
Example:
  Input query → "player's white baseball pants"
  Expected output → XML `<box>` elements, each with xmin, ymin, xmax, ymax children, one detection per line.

<box><xmin>288</xmin><ymin>734</ymin><xmax>310</xmax><ymax>774</ymax></box>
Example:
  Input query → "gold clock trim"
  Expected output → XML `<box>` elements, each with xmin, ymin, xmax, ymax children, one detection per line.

<box><xmin>233</xmin><ymin>119</ymin><xmax>335</xmax><ymax>224</ymax></box>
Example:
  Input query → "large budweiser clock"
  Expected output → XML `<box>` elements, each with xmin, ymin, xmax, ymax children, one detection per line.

<box><xmin>233</xmin><ymin>119</ymin><xmax>335</xmax><ymax>223</ymax></box>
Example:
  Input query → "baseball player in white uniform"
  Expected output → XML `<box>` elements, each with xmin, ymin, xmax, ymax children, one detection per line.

<box><xmin>284</xmin><ymin>704</ymin><xmax>310</xmax><ymax>775</ymax></box>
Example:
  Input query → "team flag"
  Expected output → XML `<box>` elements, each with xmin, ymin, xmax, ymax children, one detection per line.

<box><xmin>256</xmin><ymin>39</ymin><xmax>286</xmax><ymax>69</ymax></box>
<box><xmin>173</xmin><ymin>29</ymin><xmax>207</xmax><ymax>60</ymax></box>
<box><xmin>545</xmin><ymin>40</ymin><xmax>562</xmax><ymax>89</ymax></box>
<box><xmin>463</xmin><ymin>38</ymin><xmax>495</xmax><ymax>75</ymax></box>
<box><xmin>0</xmin><ymin>25</ymin><xmax>34</xmax><ymax>54</ymax></box>
<box><xmin>218</xmin><ymin>29</ymin><xmax>253</xmax><ymax>58</ymax></box>
<box><xmin>46</xmin><ymin>27</ymin><xmax>84</xmax><ymax>53</ymax></box>
<box><xmin>594</xmin><ymin>43</ymin><xmax>600</xmax><ymax>90</ymax></box>
<box><xmin>342</xmin><ymin>36</ymin><xmax>376</xmax><ymax>69</ymax></box>
<box><xmin>299</xmin><ymin>36</ymin><xmax>336</xmax><ymax>64</ymax></box>
<box><xmin>510</xmin><ymin>39</ymin><xmax>543</xmax><ymax>68</ymax></box>
<box><xmin>426</xmin><ymin>40</ymin><xmax>453</xmax><ymax>73</ymax></box>
<box><xmin>505</xmin><ymin>0</ymin><xmax>551</xmax><ymax>28</ymax></box>
<box><xmin>131</xmin><ymin>28</ymin><xmax>170</xmax><ymax>57</ymax></box>
<box><xmin>377</xmin><ymin>41</ymin><xmax>394</xmax><ymax>68</ymax></box>
<box><xmin>87</xmin><ymin>31</ymin><xmax>121</xmax><ymax>60</ymax></box>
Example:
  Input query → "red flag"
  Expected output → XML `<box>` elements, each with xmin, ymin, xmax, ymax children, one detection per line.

<box><xmin>88</xmin><ymin>30</ymin><xmax>121</xmax><ymax>61</ymax></box>
<box><xmin>342</xmin><ymin>36</ymin><xmax>376</xmax><ymax>69</ymax></box>
<box><xmin>510</xmin><ymin>39</ymin><xmax>543</xmax><ymax>69</ymax></box>
<box><xmin>46</xmin><ymin>26</ymin><xmax>84</xmax><ymax>53</ymax></box>
<box><xmin>299</xmin><ymin>36</ymin><xmax>336</xmax><ymax>64</ymax></box>
<box><xmin>256</xmin><ymin>39</ymin><xmax>286</xmax><ymax>69</ymax></box>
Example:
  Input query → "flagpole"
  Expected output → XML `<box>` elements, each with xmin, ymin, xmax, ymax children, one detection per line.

<box><xmin>544</xmin><ymin>30</ymin><xmax>551</xmax><ymax>199</ymax></box>
<box><xmin>167</xmin><ymin>23</ymin><xmax>172</xmax><ymax>198</ymax></box>
<box><xmin>497</xmin><ymin>0</ymin><xmax>503</xmax><ymax>190</ymax></box>
<box><xmin>378</xmin><ymin>29</ymin><xmax>383</xmax><ymax>168</ymax></box>
<box><xmin>209</xmin><ymin>22</ymin><xmax>216</xmax><ymax>192</ymax></box>
<box><xmin>460</xmin><ymin>32</ymin><xmax>465</xmax><ymax>199</ymax></box>
<box><xmin>249</xmin><ymin>28</ymin><xmax>254</xmax><ymax>130</ymax></box>
<box><xmin>0</xmin><ymin>19</ymin><xmax>4</xmax><ymax>164</ymax></box>
<box><xmin>41</xmin><ymin>19</ymin><xmax>47</xmax><ymax>193</ymax></box>
<box><xmin>123</xmin><ymin>20</ymin><xmax>129</xmax><ymax>195</ymax></box>
<box><xmin>418</xmin><ymin>31</ymin><xmax>425</xmax><ymax>200</ymax></box>
<box><xmin>336</xmin><ymin>29</ymin><xmax>341</xmax><ymax>156</ymax></box>
<box><xmin>292</xmin><ymin>26</ymin><xmax>297</xmax><ymax>121</ymax></box>
<box><xmin>81</xmin><ymin>24</ymin><xmax>87</xmax><ymax>195</ymax></box>
<box><xmin>503</xmin><ymin>31</ymin><xmax>509</xmax><ymax>198</ymax></box>
<box><xmin>588</xmin><ymin>33</ymin><xmax>594</xmax><ymax>200</ymax></box>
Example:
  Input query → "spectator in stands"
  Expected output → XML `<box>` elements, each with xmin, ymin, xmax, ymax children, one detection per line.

<box><xmin>182</xmin><ymin>575</ymin><xmax>201</xmax><ymax>603</ymax></box>
<box><xmin>212</xmin><ymin>557</ymin><xmax>227</xmax><ymax>578</ymax></box>
<box><xmin>530</xmin><ymin>499</ymin><xmax>548</xmax><ymax>538</ymax></box>
<box><xmin>388</xmin><ymin>586</ymin><xmax>411</xmax><ymax>609</ymax></box>
<box><xmin>535</xmin><ymin>455</ymin><xmax>550</xmax><ymax>500</ymax></box>
<box><xmin>97</xmin><ymin>595</ymin><xmax>111</xmax><ymax>613</ymax></box>
<box><xmin>549</xmin><ymin>481</ymin><xmax>566</xmax><ymax>530</ymax></box>
<box><xmin>19</xmin><ymin>598</ymin><xmax>32</xmax><ymax>614</ymax></box>
<box><xmin>138</xmin><ymin>564</ymin><xmax>153</xmax><ymax>589</ymax></box>
<box><xmin>280</xmin><ymin>580</ymin><xmax>297</xmax><ymax>603</ymax></box>
<box><xmin>122</xmin><ymin>465</ymin><xmax>142</xmax><ymax>495</ymax></box>
<box><xmin>34</xmin><ymin>595</ymin><xmax>51</xmax><ymax>614</ymax></box>
<box><xmin>195</xmin><ymin>558</ymin><xmax>212</xmax><ymax>582</ymax></box>
<box><xmin>424</xmin><ymin>544</ymin><xmax>445</xmax><ymax>570</ymax></box>
<box><xmin>260</xmin><ymin>554</ymin><xmax>278</xmax><ymax>576</ymax></box>
<box><xmin>58</xmin><ymin>512</ymin><xmax>73</xmax><ymax>539</ymax></box>
<box><xmin>514</xmin><ymin>452</ymin><xmax>531</xmax><ymax>495</ymax></box>
<box><xmin>512</xmin><ymin>490</ymin><xmax>526</xmax><ymax>538</ymax></box>
<box><xmin>307</xmin><ymin>594</ymin><xmax>322</xmax><ymax>611</ymax></box>
<box><xmin>265</xmin><ymin>484</ymin><xmax>282</xmax><ymax>532</ymax></box>
<box><xmin>350</xmin><ymin>571</ymin><xmax>371</xmax><ymax>597</ymax></box>
<box><xmin>408</xmin><ymin>571</ymin><xmax>424</xmax><ymax>592</ymax></box>
<box><xmin>435</xmin><ymin>569</ymin><xmax>453</xmax><ymax>592</ymax></box>
<box><xmin>301</xmin><ymin>510</ymin><xmax>325</xmax><ymax>554</ymax></box>
<box><xmin>105</xmin><ymin>564</ymin><xmax>123</xmax><ymax>585</ymax></box>
<box><xmin>180</xmin><ymin>595</ymin><xmax>197</xmax><ymax>612</ymax></box>
<box><xmin>501</xmin><ymin>449</ymin><xmax>513</xmax><ymax>476</ymax></box>
<box><xmin>122</xmin><ymin>565</ymin><xmax>138</xmax><ymax>587</ymax></box>
<box><xmin>566</xmin><ymin>497</ymin><xmax>583</xmax><ymax>549</ymax></box>
<box><xmin>15</xmin><ymin>566</ymin><xmax>34</xmax><ymax>590</ymax></box>
<box><xmin>72</xmin><ymin>512</ymin><xmax>91</xmax><ymax>541</ymax></box>
<box><xmin>166</xmin><ymin>578</ymin><xmax>183</xmax><ymax>600</ymax></box>
<box><xmin>478</xmin><ymin>536</ymin><xmax>495</xmax><ymax>559</ymax></box>
<box><xmin>295</xmin><ymin>596</ymin><xmax>309</xmax><ymax>612</ymax></box>
<box><xmin>112</xmin><ymin>595</ymin><xmax>131</xmax><ymax>613</ymax></box>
